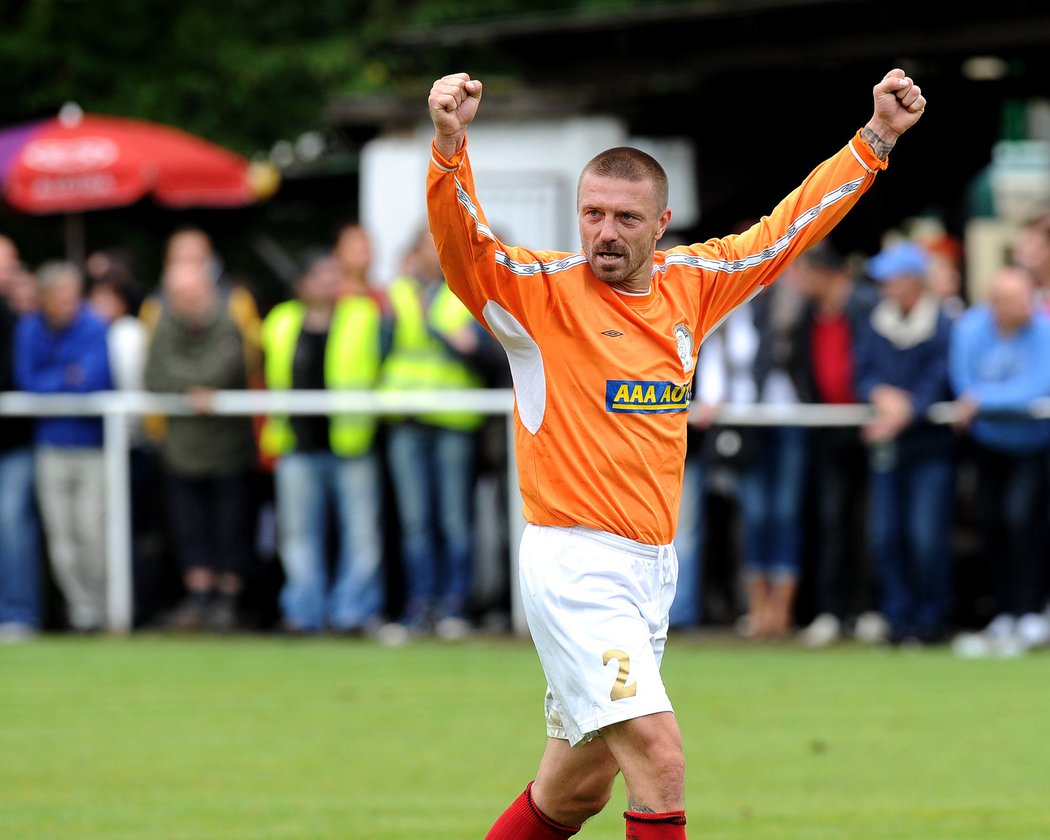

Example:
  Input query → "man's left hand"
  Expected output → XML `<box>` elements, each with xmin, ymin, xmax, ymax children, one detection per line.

<box><xmin>867</xmin><ymin>69</ymin><xmax>926</xmax><ymax>147</ymax></box>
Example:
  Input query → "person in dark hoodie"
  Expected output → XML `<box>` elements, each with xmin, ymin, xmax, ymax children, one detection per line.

<box><xmin>789</xmin><ymin>241</ymin><xmax>882</xmax><ymax>646</ymax></box>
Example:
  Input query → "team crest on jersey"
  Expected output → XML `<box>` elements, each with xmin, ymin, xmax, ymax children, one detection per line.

<box><xmin>606</xmin><ymin>380</ymin><xmax>692</xmax><ymax>414</ymax></box>
<box><xmin>673</xmin><ymin>323</ymin><xmax>695</xmax><ymax>373</ymax></box>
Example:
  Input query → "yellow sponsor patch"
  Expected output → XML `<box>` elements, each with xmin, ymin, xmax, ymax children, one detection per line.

<box><xmin>605</xmin><ymin>380</ymin><xmax>692</xmax><ymax>414</ymax></box>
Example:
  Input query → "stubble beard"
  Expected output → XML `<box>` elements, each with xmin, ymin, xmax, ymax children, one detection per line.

<box><xmin>585</xmin><ymin>241</ymin><xmax>633</xmax><ymax>287</ymax></box>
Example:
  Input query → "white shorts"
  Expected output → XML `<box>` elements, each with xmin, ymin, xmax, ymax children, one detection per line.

<box><xmin>518</xmin><ymin>523</ymin><xmax>678</xmax><ymax>747</ymax></box>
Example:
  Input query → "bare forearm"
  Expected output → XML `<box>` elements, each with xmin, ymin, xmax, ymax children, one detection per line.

<box><xmin>860</xmin><ymin>123</ymin><xmax>898</xmax><ymax>161</ymax></box>
<box><xmin>433</xmin><ymin>132</ymin><xmax>464</xmax><ymax>160</ymax></box>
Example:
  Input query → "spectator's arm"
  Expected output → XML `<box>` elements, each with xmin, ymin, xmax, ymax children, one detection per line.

<box><xmin>949</xmin><ymin>314</ymin><xmax>1050</xmax><ymax>410</ymax></box>
<box><xmin>851</xmin><ymin>318</ymin><xmax>881</xmax><ymax>403</ymax></box>
<box><xmin>966</xmin><ymin>366</ymin><xmax>1050</xmax><ymax>409</ymax></box>
<box><xmin>66</xmin><ymin>327</ymin><xmax>114</xmax><ymax>393</ymax></box>
<box><xmin>908</xmin><ymin>322</ymin><xmax>952</xmax><ymax>418</ymax></box>
<box><xmin>13</xmin><ymin>319</ymin><xmax>69</xmax><ymax>393</ymax></box>
<box><xmin>947</xmin><ymin>313</ymin><xmax>976</xmax><ymax>397</ymax></box>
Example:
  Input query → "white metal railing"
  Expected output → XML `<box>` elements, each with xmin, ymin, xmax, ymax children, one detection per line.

<box><xmin>0</xmin><ymin>389</ymin><xmax>518</xmax><ymax>634</ymax></box>
<box><xmin>2</xmin><ymin>389</ymin><xmax>1048</xmax><ymax>634</ymax></box>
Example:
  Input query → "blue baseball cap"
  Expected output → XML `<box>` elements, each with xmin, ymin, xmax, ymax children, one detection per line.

<box><xmin>866</xmin><ymin>241</ymin><xmax>930</xmax><ymax>282</ymax></box>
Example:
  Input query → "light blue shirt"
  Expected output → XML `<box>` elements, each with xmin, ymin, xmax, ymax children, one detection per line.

<box><xmin>948</xmin><ymin>304</ymin><xmax>1050</xmax><ymax>453</ymax></box>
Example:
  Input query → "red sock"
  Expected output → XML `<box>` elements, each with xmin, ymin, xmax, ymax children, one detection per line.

<box><xmin>624</xmin><ymin>810</ymin><xmax>687</xmax><ymax>839</ymax></box>
<box><xmin>485</xmin><ymin>782</ymin><xmax>580</xmax><ymax>839</ymax></box>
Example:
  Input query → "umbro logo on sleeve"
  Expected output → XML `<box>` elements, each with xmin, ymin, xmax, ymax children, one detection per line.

<box><xmin>600</xmin><ymin>329</ymin><xmax>624</xmax><ymax>338</ymax></box>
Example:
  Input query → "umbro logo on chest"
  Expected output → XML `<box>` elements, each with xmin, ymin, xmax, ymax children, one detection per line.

<box><xmin>600</xmin><ymin>329</ymin><xmax>625</xmax><ymax>338</ymax></box>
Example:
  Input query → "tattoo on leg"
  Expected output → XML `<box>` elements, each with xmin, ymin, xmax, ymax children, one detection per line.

<box><xmin>860</xmin><ymin>126</ymin><xmax>894</xmax><ymax>160</ymax></box>
<box><xmin>628</xmin><ymin>800</ymin><xmax>656</xmax><ymax>814</ymax></box>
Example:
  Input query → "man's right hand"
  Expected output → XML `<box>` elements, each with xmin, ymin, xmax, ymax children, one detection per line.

<box><xmin>429</xmin><ymin>73</ymin><xmax>483</xmax><ymax>159</ymax></box>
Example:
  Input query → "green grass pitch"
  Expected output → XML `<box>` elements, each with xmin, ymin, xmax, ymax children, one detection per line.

<box><xmin>2</xmin><ymin>634</ymin><xmax>1049</xmax><ymax>839</ymax></box>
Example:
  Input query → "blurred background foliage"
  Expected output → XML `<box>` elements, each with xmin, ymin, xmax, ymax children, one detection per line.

<box><xmin>0</xmin><ymin>0</ymin><xmax>633</xmax><ymax>154</ymax></box>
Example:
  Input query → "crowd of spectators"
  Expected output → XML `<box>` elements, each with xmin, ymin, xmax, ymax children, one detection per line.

<box><xmin>1</xmin><ymin>214</ymin><xmax>1050</xmax><ymax>656</ymax></box>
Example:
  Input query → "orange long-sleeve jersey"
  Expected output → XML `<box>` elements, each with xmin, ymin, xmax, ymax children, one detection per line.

<box><xmin>427</xmin><ymin>131</ymin><xmax>886</xmax><ymax>545</ymax></box>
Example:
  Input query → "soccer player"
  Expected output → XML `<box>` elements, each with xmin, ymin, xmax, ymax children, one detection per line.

<box><xmin>427</xmin><ymin>69</ymin><xmax>925</xmax><ymax>839</ymax></box>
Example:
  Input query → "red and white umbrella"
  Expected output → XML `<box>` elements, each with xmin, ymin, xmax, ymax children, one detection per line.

<box><xmin>0</xmin><ymin>104</ymin><xmax>279</xmax><ymax>259</ymax></box>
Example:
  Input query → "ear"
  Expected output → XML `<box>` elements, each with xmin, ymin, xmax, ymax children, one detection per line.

<box><xmin>655</xmin><ymin>208</ymin><xmax>672</xmax><ymax>242</ymax></box>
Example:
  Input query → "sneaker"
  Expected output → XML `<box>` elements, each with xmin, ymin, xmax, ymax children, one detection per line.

<box><xmin>375</xmin><ymin>621</ymin><xmax>411</xmax><ymax>647</ymax></box>
<box><xmin>434</xmin><ymin>615</ymin><xmax>471</xmax><ymax>641</ymax></box>
<box><xmin>951</xmin><ymin>631</ymin><xmax>994</xmax><ymax>658</ymax></box>
<box><xmin>853</xmin><ymin>611</ymin><xmax>890</xmax><ymax>645</ymax></box>
<box><xmin>799</xmin><ymin>613</ymin><xmax>841</xmax><ymax>648</ymax></box>
<box><xmin>984</xmin><ymin>613</ymin><xmax>1016</xmax><ymax>640</ymax></box>
<box><xmin>1016</xmin><ymin>613</ymin><xmax>1050</xmax><ymax>649</ymax></box>
<box><xmin>0</xmin><ymin>622</ymin><xmax>37</xmax><ymax>644</ymax></box>
<box><xmin>951</xmin><ymin>622</ymin><xmax>1029</xmax><ymax>659</ymax></box>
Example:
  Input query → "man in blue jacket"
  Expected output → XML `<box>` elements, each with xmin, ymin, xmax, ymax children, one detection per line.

<box><xmin>854</xmin><ymin>240</ymin><xmax>956</xmax><ymax>645</ymax></box>
<box><xmin>950</xmin><ymin>263</ymin><xmax>1050</xmax><ymax>652</ymax></box>
<box><xmin>15</xmin><ymin>261</ymin><xmax>113</xmax><ymax>632</ymax></box>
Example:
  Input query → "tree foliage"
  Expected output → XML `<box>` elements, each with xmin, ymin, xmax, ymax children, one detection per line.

<box><xmin>0</xmin><ymin>0</ymin><xmax>396</xmax><ymax>153</ymax></box>
<box><xmin>0</xmin><ymin>0</ymin><xmax>641</xmax><ymax>152</ymax></box>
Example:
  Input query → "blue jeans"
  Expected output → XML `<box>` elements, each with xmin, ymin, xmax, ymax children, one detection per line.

<box><xmin>670</xmin><ymin>452</ymin><xmax>705</xmax><ymax>627</ymax></box>
<box><xmin>869</xmin><ymin>453</ymin><xmax>955</xmax><ymax>638</ymax></box>
<box><xmin>274</xmin><ymin>451</ymin><xmax>384</xmax><ymax>631</ymax></box>
<box><xmin>0</xmin><ymin>447</ymin><xmax>41</xmax><ymax>627</ymax></box>
<box><xmin>387</xmin><ymin>424</ymin><xmax>476</xmax><ymax>620</ymax></box>
<box><xmin>736</xmin><ymin>426</ymin><xmax>807</xmax><ymax>580</ymax></box>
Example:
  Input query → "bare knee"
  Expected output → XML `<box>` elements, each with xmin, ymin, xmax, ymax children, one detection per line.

<box><xmin>533</xmin><ymin>757</ymin><xmax>618</xmax><ymax>826</ymax></box>
<box><xmin>602</xmin><ymin>713</ymin><xmax>686</xmax><ymax>811</ymax></box>
<box><xmin>638</xmin><ymin>744</ymin><xmax>685</xmax><ymax>807</ymax></box>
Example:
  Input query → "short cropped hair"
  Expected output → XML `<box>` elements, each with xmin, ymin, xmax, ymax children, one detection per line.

<box><xmin>579</xmin><ymin>147</ymin><xmax>669</xmax><ymax>213</ymax></box>
<box><xmin>36</xmin><ymin>260</ymin><xmax>82</xmax><ymax>293</ymax></box>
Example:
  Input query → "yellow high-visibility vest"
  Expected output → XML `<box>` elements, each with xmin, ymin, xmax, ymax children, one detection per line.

<box><xmin>381</xmin><ymin>275</ymin><xmax>484</xmax><ymax>431</ymax></box>
<box><xmin>259</xmin><ymin>295</ymin><xmax>381</xmax><ymax>457</ymax></box>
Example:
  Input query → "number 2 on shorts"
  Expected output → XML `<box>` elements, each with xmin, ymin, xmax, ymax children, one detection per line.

<box><xmin>602</xmin><ymin>649</ymin><xmax>638</xmax><ymax>700</ymax></box>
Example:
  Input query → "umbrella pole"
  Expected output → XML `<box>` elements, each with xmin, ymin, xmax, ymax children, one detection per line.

<box><xmin>65</xmin><ymin>212</ymin><xmax>86</xmax><ymax>267</ymax></box>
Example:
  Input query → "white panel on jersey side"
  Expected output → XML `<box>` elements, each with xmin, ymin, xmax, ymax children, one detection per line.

<box><xmin>482</xmin><ymin>301</ymin><xmax>546</xmax><ymax>435</ymax></box>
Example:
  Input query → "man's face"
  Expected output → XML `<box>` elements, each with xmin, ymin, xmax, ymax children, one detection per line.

<box><xmin>335</xmin><ymin>227</ymin><xmax>372</xmax><ymax>275</ymax></box>
<box><xmin>165</xmin><ymin>263</ymin><xmax>216</xmax><ymax>324</ymax></box>
<box><xmin>41</xmin><ymin>275</ymin><xmax>81</xmax><ymax>329</ymax></box>
<box><xmin>87</xmin><ymin>284</ymin><xmax>126</xmax><ymax>324</ymax></box>
<box><xmin>578</xmin><ymin>173</ymin><xmax>670</xmax><ymax>291</ymax></box>
<box><xmin>880</xmin><ymin>274</ymin><xmax>924</xmax><ymax>312</ymax></box>
<box><xmin>298</xmin><ymin>256</ymin><xmax>342</xmax><ymax>306</ymax></box>
<box><xmin>990</xmin><ymin>268</ymin><xmax>1035</xmax><ymax>334</ymax></box>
